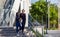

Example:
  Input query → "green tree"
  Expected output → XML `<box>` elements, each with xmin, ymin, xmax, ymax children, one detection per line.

<box><xmin>30</xmin><ymin>0</ymin><xmax>58</xmax><ymax>29</ymax></box>
<box><xmin>30</xmin><ymin>0</ymin><xmax>47</xmax><ymax>24</ymax></box>
<box><xmin>49</xmin><ymin>4</ymin><xmax>58</xmax><ymax>28</ymax></box>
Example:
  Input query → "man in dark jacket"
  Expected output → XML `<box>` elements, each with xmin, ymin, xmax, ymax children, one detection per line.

<box><xmin>16</xmin><ymin>12</ymin><xmax>21</xmax><ymax>36</ymax></box>
<box><xmin>20</xmin><ymin>9</ymin><xmax>26</xmax><ymax>33</ymax></box>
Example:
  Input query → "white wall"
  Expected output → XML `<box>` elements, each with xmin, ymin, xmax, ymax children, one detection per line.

<box><xmin>0</xmin><ymin>0</ymin><xmax>31</xmax><ymax>27</ymax></box>
<box><xmin>0</xmin><ymin>0</ymin><xmax>6</xmax><ymax>8</ymax></box>
<box><xmin>10</xmin><ymin>0</ymin><xmax>31</xmax><ymax>27</ymax></box>
<box><xmin>0</xmin><ymin>0</ymin><xmax>6</xmax><ymax>26</ymax></box>
<box><xmin>20</xmin><ymin>0</ymin><xmax>30</xmax><ymax>27</ymax></box>
<box><xmin>10</xmin><ymin>0</ymin><xmax>21</xmax><ymax>27</ymax></box>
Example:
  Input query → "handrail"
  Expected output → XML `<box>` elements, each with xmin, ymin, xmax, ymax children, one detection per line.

<box><xmin>28</xmin><ymin>14</ymin><xmax>43</xmax><ymax>37</ymax></box>
<box><xmin>28</xmin><ymin>13</ymin><xmax>41</xmax><ymax>26</ymax></box>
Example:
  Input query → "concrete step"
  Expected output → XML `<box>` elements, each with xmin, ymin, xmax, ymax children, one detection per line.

<box><xmin>0</xmin><ymin>27</ymin><xmax>36</xmax><ymax>37</ymax></box>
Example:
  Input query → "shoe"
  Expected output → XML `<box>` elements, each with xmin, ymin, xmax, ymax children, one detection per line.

<box><xmin>22</xmin><ymin>31</ymin><xmax>25</xmax><ymax>35</ymax></box>
<box><xmin>17</xmin><ymin>33</ymin><xmax>19</xmax><ymax>36</ymax></box>
<box><xmin>17</xmin><ymin>32</ymin><xmax>19</xmax><ymax>36</ymax></box>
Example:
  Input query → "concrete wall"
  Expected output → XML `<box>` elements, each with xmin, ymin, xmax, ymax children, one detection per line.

<box><xmin>0</xmin><ymin>0</ymin><xmax>31</xmax><ymax>27</ymax></box>
<box><xmin>10</xmin><ymin>0</ymin><xmax>31</xmax><ymax>27</ymax></box>
<box><xmin>0</xmin><ymin>0</ymin><xmax>6</xmax><ymax>8</ymax></box>
<box><xmin>0</xmin><ymin>0</ymin><xmax>6</xmax><ymax>26</ymax></box>
<box><xmin>20</xmin><ymin>0</ymin><xmax>31</xmax><ymax>27</ymax></box>
<box><xmin>10</xmin><ymin>0</ymin><xmax>21</xmax><ymax>27</ymax></box>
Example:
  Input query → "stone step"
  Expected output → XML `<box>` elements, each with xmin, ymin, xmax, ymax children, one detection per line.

<box><xmin>0</xmin><ymin>27</ymin><xmax>36</xmax><ymax>37</ymax></box>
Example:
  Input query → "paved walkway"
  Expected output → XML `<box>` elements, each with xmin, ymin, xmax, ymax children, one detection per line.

<box><xmin>44</xmin><ymin>30</ymin><xmax>60</xmax><ymax>37</ymax></box>
<box><xmin>0</xmin><ymin>27</ymin><xmax>35</xmax><ymax>37</ymax></box>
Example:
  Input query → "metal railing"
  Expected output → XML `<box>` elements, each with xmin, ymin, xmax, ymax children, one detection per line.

<box><xmin>28</xmin><ymin>14</ymin><xmax>44</xmax><ymax>37</ymax></box>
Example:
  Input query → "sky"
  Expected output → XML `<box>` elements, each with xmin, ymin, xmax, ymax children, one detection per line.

<box><xmin>49</xmin><ymin>0</ymin><xmax>60</xmax><ymax>8</ymax></box>
<box><xmin>50</xmin><ymin>0</ymin><xmax>58</xmax><ymax>3</ymax></box>
<box><xmin>31</xmin><ymin>0</ymin><xmax>38</xmax><ymax>3</ymax></box>
<box><xmin>31</xmin><ymin>0</ymin><xmax>58</xmax><ymax>4</ymax></box>
<box><xmin>31</xmin><ymin>0</ymin><xmax>60</xmax><ymax>8</ymax></box>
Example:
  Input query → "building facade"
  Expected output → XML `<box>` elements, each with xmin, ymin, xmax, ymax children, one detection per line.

<box><xmin>0</xmin><ymin>0</ymin><xmax>31</xmax><ymax>27</ymax></box>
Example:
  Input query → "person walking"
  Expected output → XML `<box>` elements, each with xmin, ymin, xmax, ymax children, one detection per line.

<box><xmin>16</xmin><ymin>12</ymin><xmax>21</xmax><ymax>36</ymax></box>
<box><xmin>20</xmin><ymin>9</ymin><xmax>26</xmax><ymax>33</ymax></box>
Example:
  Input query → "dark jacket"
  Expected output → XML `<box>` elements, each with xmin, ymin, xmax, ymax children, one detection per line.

<box><xmin>16</xmin><ymin>12</ymin><xmax>20</xmax><ymax>26</ymax></box>
<box><xmin>20</xmin><ymin>13</ymin><xmax>26</xmax><ymax>23</ymax></box>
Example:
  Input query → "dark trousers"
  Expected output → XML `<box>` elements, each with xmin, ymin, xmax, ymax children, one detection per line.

<box><xmin>22</xmin><ymin>21</ymin><xmax>25</xmax><ymax>33</ymax></box>
<box><xmin>16</xmin><ymin>21</ymin><xmax>21</xmax><ymax>33</ymax></box>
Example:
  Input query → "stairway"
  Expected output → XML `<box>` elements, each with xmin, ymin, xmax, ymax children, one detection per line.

<box><xmin>0</xmin><ymin>27</ymin><xmax>35</xmax><ymax>37</ymax></box>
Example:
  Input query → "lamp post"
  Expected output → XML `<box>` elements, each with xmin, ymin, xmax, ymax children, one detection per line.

<box><xmin>46</xmin><ymin>0</ymin><xmax>48</xmax><ymax>34</ymax></box>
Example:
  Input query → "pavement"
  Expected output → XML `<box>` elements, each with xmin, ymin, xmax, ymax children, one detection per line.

<box><xmin>44</xmin><ymin>30</ymin><xmax>60</xmax><ymax>37</ymax></box>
